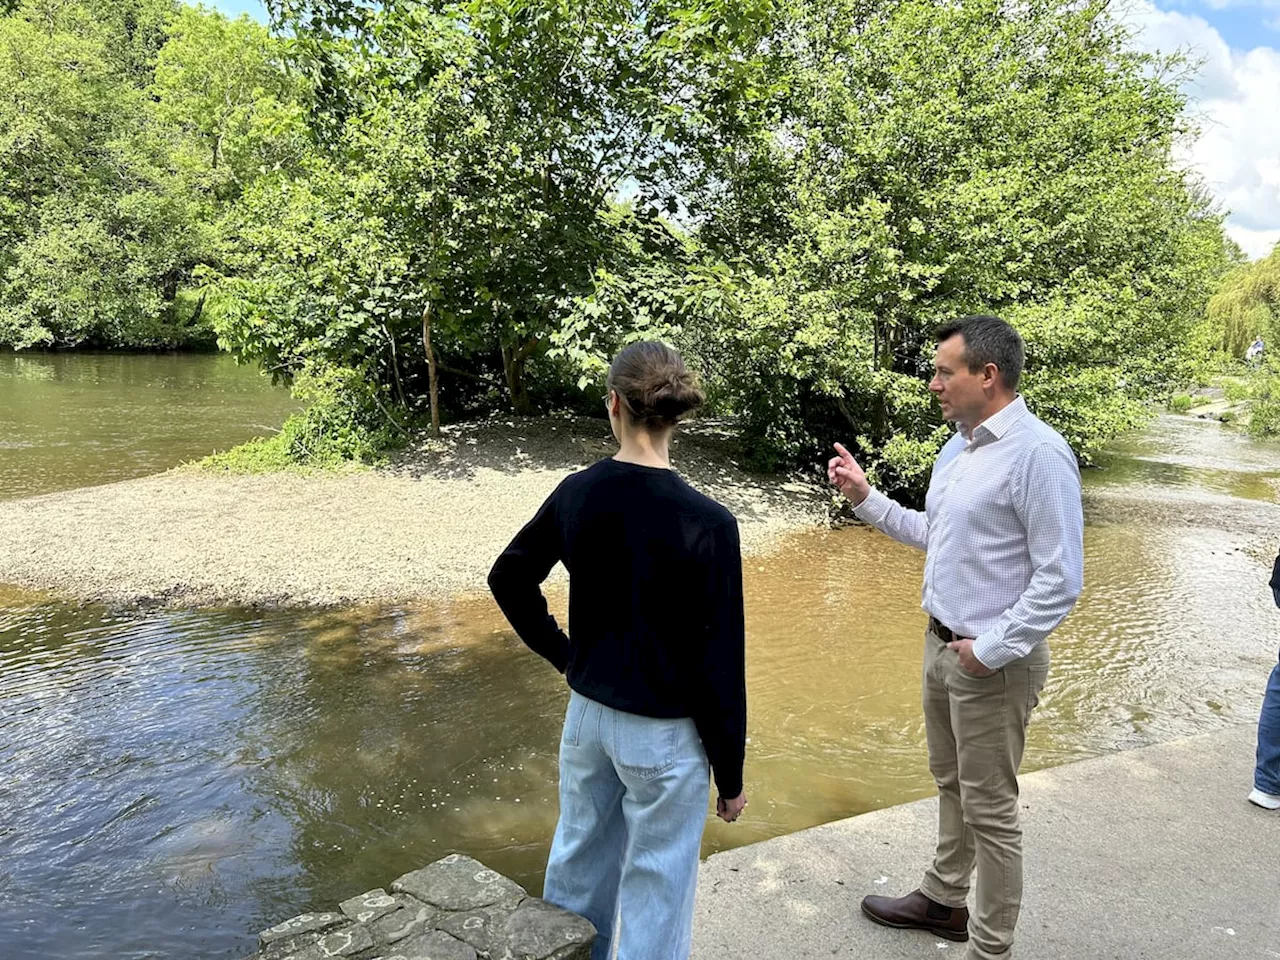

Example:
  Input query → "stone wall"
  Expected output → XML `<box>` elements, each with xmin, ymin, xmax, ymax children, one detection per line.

<box><xmin>245</xmin><ymin>854</ymin><xmax>595</xmax><ymax>960</ymax></box>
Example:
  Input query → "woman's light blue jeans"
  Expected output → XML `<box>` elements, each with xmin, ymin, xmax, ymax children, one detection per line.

<box><xmin>542</xmin><ymin>691</ymin><xmax>710</xmax><ymax>960</ymax></box>
<box><xmin>1256</xmin><ymin>649</ymin><xmax>1280</xmax><ymax>796</ymax></box>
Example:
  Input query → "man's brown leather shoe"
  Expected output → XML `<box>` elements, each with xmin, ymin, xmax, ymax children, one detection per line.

<box><xmin>860</xmin><ymin>889</ymin><xmax>969</xmax><ymax>942</ymax></box>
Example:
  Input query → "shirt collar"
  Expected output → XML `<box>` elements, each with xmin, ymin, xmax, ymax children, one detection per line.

<box><xmin>968</xmin><ymin>395</ymin><xmax>1028</xmax><ymax>442</ymax></box>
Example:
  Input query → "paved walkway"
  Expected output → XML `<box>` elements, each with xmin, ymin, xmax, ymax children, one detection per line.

<box><xmin>692</xmin><ymin>724</ymin><xmax>1279</xmax><ymax>959</ymax></box>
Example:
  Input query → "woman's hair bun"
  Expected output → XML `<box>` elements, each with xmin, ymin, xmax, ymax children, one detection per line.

<box><xmin>607</xmin><ymin>341</ymin><xmax>705</xmax><ymax>428</ymax></box>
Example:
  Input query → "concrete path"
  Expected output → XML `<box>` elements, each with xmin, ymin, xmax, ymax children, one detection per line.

<box><xmin>692</xmin><ymin>724</ymin><xmax>1279</xmax><ymax>959</ymax></box>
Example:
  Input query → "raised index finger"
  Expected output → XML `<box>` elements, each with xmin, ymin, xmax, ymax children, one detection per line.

<box><xmin>833</xmin><ymin>441</ymin><xmax>855</xmax><ymax>465</ymax></box>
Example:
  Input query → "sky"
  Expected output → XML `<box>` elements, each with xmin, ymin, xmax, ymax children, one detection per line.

<box><xmin>1121</xmin><ymin>0</ymin><xmax>1280</xmax><ymax>260</ymax></box>
<box><xmin>209</xmin><ymin>0</ymin><xmax>266</xmax><ymax>18</ymax></box>
<box><xmin>209</xmin><ymin>0</ymin><xmax>1280</xmax><ymax>261</ymax></box>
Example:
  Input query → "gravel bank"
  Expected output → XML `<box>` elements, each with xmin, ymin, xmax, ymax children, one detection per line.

<box><xmin>0</xmin><ymin>417</ymin><xmax>830</xmax><ymax>608</ymax></box>
<box><xmin>1081</xmin><ymin>483</ymin><xmax>1280</xmax><ymax>567</ymax></box>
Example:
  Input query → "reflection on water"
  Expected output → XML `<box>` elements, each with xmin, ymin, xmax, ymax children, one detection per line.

<box><xmin>0</xmin><ymin>353</ymin><xmax>298</xmax><ymax>501</ymax></box>
<box><xmin>1</xmin><ymin>416</ymin><xmax>1278</xmax><ymax>959</ymax></box>
<box><xmin>0</xmin><ymin>602</ymin><xmax>570</xmax><ymax>959</ymax></box>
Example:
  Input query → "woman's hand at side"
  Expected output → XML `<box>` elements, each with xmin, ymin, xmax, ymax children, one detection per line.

<box><xmin>717</xmin><ymin>792</ymin><xmax>747</xmax><ymax>823</ymax></box>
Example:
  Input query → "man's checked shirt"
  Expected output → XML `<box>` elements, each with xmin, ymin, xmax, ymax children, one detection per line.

<box><xmin>854</xmin><ymin>395</ymin><xmax>1084</xmax><ymax>669</ymax></box>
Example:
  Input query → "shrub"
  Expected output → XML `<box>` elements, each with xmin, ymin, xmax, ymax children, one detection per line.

<box><xmin>1224</xmin><ymin>380</ymin><xmax>1252</xmax><ymax>403</ymax></box>
<box><xmin>201</xmin><ymin>364</ymin><xmax>406</xmax><ymax>471</ymax></box>
<box><xmin>1247</xmin><ymin>372</ymin><xmax>1280</xmax><ymax>438</ymax></box>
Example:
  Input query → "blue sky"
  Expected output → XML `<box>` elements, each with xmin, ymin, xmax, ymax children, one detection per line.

<box><xmin>209</xmin><ymin>0</ymin><xmax>265</xmax><ymax>19</ymax></box>
<box><xmin>207</xmin><ymin>0</ymin><xmax>1280</xmax><ymax>260</ymax></box>
<box><xmin>1174</xmin><ymin>2</ymin><xmax>1279</xmax><ymax>50</ymax></box>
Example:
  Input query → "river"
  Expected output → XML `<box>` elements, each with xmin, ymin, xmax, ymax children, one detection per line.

<box><xmin>0</xmin><ymin>352</ymin><xmax>300</xmax><ymax>502</ymax></box>
<box><xmin>1</xmin><ymin>353</ymin><xmax>1277</xmax><ymax>959</ymax></box>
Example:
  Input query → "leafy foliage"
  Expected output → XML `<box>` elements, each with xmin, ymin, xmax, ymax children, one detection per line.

<box><xmin>0</xmin><ymin>0</ymin><xmax>1248</xmax><ymax>486</ymax></box>
<box><xmin>1245</xmin><ymin>359</ymin><xmax>1280</xmax><ymax>438</ymax></box>
<box><xmin>0</xmin><ymin>0</ymin><xmax>302</xmax><ymax>349</ymax></box>
<box><xmin>201</xmin><ymin>363</ymin><xmax>405</xmax><ymax>470</ymax></box>
<box><xmin>204</xmin><ymin>0</ymin><xmax>778</xmax><ymax>422</ymax></box>
<box><xmin>681</xmin><ymin>0</ymin><xmax>1236</xmax><ymax>481</ymax></box>
<box><xmin>1205</xmin><ymin>244</ymin><xmax>1280</xmax><ymax>358</ymax></box>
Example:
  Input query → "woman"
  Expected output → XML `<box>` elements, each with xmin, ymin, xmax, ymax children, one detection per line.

<box><xmin>488</xmin><ymin>341</ymin><xmax>747</xmax><ymax>960</ymax></box>
<box><xmin>1251</xmin><ymin>548</ymin><xmax>1280</xmax><ymax>810</ymax></box>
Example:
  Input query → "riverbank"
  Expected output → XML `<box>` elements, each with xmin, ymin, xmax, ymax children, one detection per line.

<box><xmin>691</xmin><ymin>723</ymin><xmax>1280</xmax><ymax>959</ymax></box>
<box><xmin>3</xmin><ymin>412</ymin><xmax>1280</xmax><ymax>609</ymax></box>
<box><xmin>0</xmin><ymin>417</ymin><xmax>829</xmax><ymax>607</ymax></box>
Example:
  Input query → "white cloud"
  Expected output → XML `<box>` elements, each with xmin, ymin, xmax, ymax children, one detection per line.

<box><xmin>1122</xmin><ymin>1</ymin><xmax>1280</xmax><ymax>260</ymax></box>
<box><xmin>1226</xmin><ymin>224</ymin><xmax>1280</xmax><ymax>257</ymax></box>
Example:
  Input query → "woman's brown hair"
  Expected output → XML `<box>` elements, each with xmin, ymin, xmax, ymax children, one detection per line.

<box><xmin>606</xmin><ymin>341</ymin><xmax>705</xmax><ymax>429</ymax></box>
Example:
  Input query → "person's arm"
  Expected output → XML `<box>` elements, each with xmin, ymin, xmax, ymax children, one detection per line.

<box><xmin>971</xmin><ymin>442</ymin><xmax>1085</xmax><ymax>669</ymax></box>
<box><xmin>851</xmin><ymin>488</ymin><xmax>929</xmax><ymax>551</ymax></box>
<box><xmin>1270</xmin><ymin>549</ymin><xmax>1279</xmax><ymax>608</ymax></box>
<box><xmin>487</xmin><ymin>489</ymin><xmax>571</xmax><ymax>672</ymax></box>
<box><xmin>830</xmin><ymin>441</ymin><xmax>929</xmax><ymax>550</ymax></box>
<box><xmin>691</xmin><ymin>517</ymin><xmax>747</xmax><ymax>804</ymax></box>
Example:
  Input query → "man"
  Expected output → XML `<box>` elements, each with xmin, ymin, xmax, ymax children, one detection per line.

<box><xmin>1247</xmin><ymin>336</ymin><xmax>1265</xmax><ymax>365</ymax></box>
<box><xmin>829</xmin><ymin>315</ymin><xmax>1084</xmax><ymax>960</ymax></box>
<box><xmin>1250</xmin><ymin>548</ymin><xmax>1280</xmax><ymax>811</ymax></box>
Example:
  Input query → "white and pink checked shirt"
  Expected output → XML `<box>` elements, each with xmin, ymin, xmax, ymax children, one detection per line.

<box><xmin>853</xmin><ymin>396</ymin><xmax>1084</xmax><ymax>669</ymax></box>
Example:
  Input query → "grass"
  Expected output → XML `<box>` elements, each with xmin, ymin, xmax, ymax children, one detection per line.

<box><xmin>196</xmin><ymin>434</ymin><xmax>367</xmax><ymax>474</ymax></box>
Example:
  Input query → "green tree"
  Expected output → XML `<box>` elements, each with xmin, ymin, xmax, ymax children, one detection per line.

<box><xmin>0</xmin><ymin>0</ymin><xmax>305</xmax><ymax>349</ymax></box>
<box><xmin>1205</xmin><ymin>245</ymin><xmax>1280</xmax><ymax>358</ymax></box>
<box><xmin>152</xmin><ymin>4</ymin><xmax>308</xmax><ymax>197</ymax></box>
<box><xmin>684</xmin><ymin>0</ymin><xmax>1235</xmax><ymax>482</ymax></box>
<box><xmin>209</xmin><ymin>0</ymin><xmax>776</xmax><ymax>424</ymax></box>
<box><xmin>0</xmin><ymin>5</ymin><xmax>119</xmax><ymax>262</ymax></box>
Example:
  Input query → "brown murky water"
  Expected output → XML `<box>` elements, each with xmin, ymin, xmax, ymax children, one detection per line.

<box><xmin>0</xmin><ymin>352</ymin><xmax>300</xmax><ymax>501</ymax></box>
<box><xmin>1</xmin><ymin>369</ymin><xmax>1278</xmax><ymax>959</ymax></box>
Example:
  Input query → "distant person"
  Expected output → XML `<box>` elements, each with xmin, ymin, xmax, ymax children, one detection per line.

<box><xmin>488</xmin><ymin>341</ymin><xmax>747</xmax><ymax>960</ymax></box>
<box><xmin>1246</xmin><ymin>336</ymin><xmax>1264</xmax><ymax>364</ymax></box>
<box><xmin>829</xmin><ymin>315</ymin><xmax>1084</xmax><ymax>960</ymax></box>
<box><xmin>1250</xmin><ymin>548</ymin><xmax>1280</xmax><ymax>811</ymax></box>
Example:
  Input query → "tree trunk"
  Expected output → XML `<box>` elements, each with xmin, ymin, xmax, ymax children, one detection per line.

<box><xmin>188</xmin><ymin>292</ymin><xmax>207</xmax><ymax>329</ymax></box>
<box><xmin>874</xmin><ymin>317</ymin><xmax>896</xmax><ymax>370</ymax></box>
<box><xmin>501</xmin><ymin>338</ymin><xmax>537</xmax><ymax>415</ymax></box>
<box><xmin>384</xmin><ymin>322</ymin><xmax>408</xmax><ymax>410</ymax></box>
<box><xmin>422</xmin><ymin>303</ymin><xmax>441</xmax><ymax>438</ymax></box>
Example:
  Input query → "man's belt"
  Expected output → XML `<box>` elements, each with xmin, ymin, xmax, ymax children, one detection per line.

<box><xmin>929</xmin><ymin>616</ymin><xmax>961</xmax><ymax>644</ymax></box>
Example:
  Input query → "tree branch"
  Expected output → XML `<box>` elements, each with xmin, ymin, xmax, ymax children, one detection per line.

<box><xmin>516</xmin><ymin>335</ymin><xmax>541</xmax><ymax>363</ymax></box>
<box><xmin>438</xmin><ymin>363</ymin><xmax>501</xmax><ymax>386</ymax></box>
